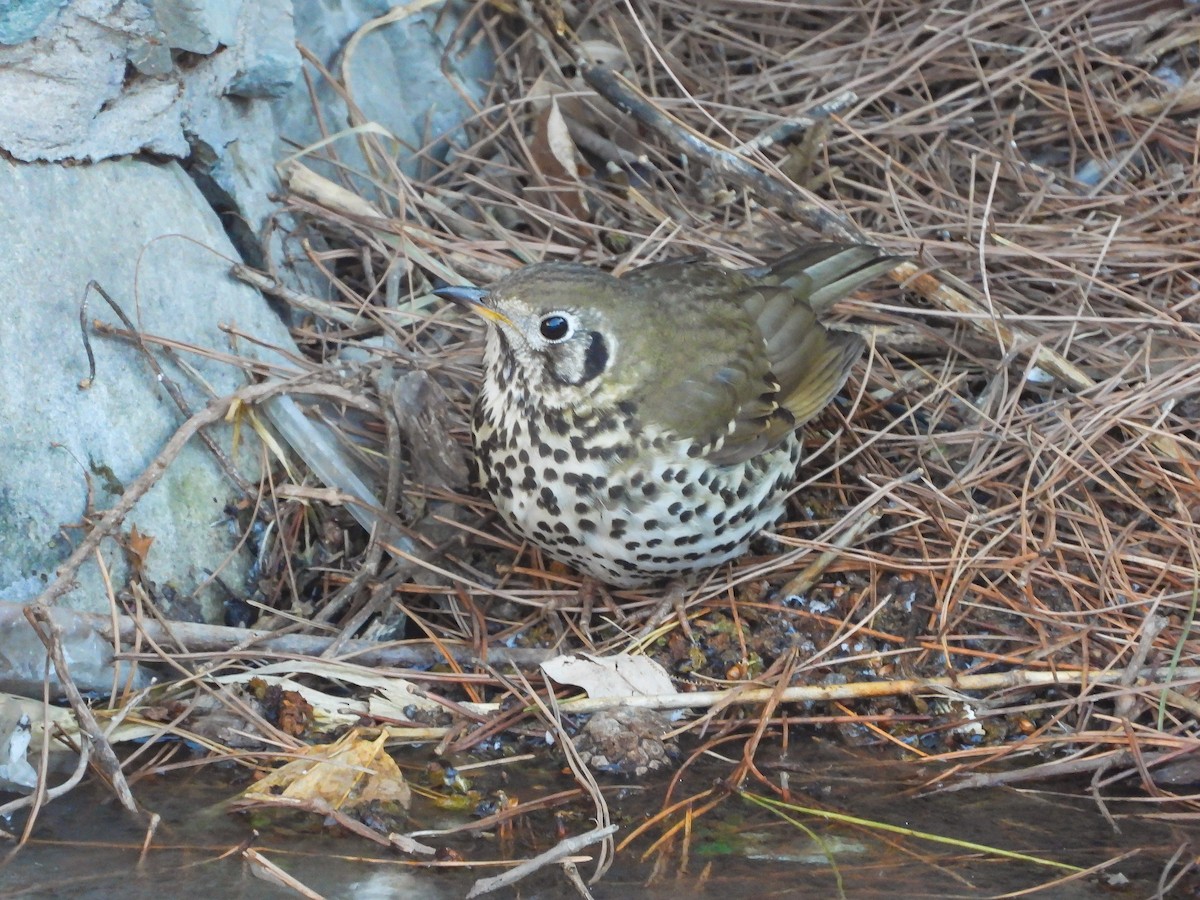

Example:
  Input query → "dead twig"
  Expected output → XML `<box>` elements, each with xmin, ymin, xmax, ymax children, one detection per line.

<box><xmin>465</xmin><ymin>824</ymin><xmax>618</xmax><ymax>898</ymax></box>
<box><xmin>23</xmin><ymin>606</ymin><xmax>138</xmax><ymax>813</ymax></box>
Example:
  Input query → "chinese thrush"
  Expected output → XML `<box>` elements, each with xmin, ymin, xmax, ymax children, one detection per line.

<box><xmin>438</xmin><ymin>243</ymin><xmax>898</xmax><ymax>588</ymax></box>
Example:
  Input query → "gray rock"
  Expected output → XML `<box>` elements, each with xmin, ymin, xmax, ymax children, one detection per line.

<box><xmin>0</xmin><ymin>602</ymin><xmax>153</xmax><ymax>700</ymax></box>
<box><xmin>0</xmin><ymin>0</ymin><xmax>300</xmax><ymax>262</ymax></box>
<box><xmin>0</xmin><ymin>0</ymin><xmax>68</xmax><ymax>45</ymax></box>
<box><xmin>151</xmin><ymin>0</ymin><xmax>237</xmax><ymax>55</ymax></box>
<box><xmin>0</xmin><ymin>157</ymin><xmax>299</xmax><ymax>622</ymax></box>
<box><xmin>277</xmin><ymin>0</ymin><xmax>492</xmax><ymax>185</ymax></box>
<box><xmin>0</xmin><ymin>0</ymin><xmax>186</xmax><ymax>161</ymax></box>
<box><xmin>227</xmin><ymin>1</ymin><xmax>300</xmax><ymax>98</ymax></box>
<box><xmin>0</xmin><ymin>0</ymin><xmax>499</xmax><ymax>701</ymax></box>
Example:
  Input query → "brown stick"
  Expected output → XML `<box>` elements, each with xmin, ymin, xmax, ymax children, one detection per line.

<box><xmin>0</xmin><ymin>600</ymin><xmax>554</xmax><ymax>673</ymax></box>
<box><xmin>24</xmin><ymin>606</ymin><xmax>139</xmax><ymax>813</ymax></box>
<box><xmin>578</xmin><ymin>63</ymin><xmax>861</xmax><ymax>242</ymax></box>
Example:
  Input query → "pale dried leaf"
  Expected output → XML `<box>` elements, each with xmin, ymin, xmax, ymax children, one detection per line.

<box><xmin>541</xmin><ymin>653</ymin><xmax>676</xmax><ymax>700</ymax></box>
<box><xmin>242</xmin><ymin>729</ymin><xmax>411</xmax><ymax>810</ymax></box>
<box><xmin>545</xmin><ymin>99</ymin><xmax>582</xmax><ymax>181</ymax></box>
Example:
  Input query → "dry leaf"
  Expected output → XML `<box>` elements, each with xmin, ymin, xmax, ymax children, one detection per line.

<box><xmin>541</xmin><ymin>652</ymin><xmax>676</xmax><ymax>700</ymax></box>
<box><xmin>531</xmin><ymin>99</ymin><xmax>590</xmax><ymax>218</ymax></box>
<box><xmin>240</xmin><ymin>729</ymin><xmax>411</xmax><ymax>812</ymax></box>
<box><xmin>126</xmin><ymin>525</ymin><xmax>154</xmax><ymax>570</ymax></box>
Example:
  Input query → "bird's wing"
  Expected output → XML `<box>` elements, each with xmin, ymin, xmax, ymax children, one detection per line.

<box><xmin>744</xmin><ymin>244</ymin><xmax>899</xmax><ymax>424</ymax></box>
<box><xmin>626</xmin><ymin>265</ymin><xmax>800</xmax><ymax>467</ymax></box>
<box><xmin>630</xmin><ymin>245</ymin><xmax>898</xmax><ymax>467</ymax></box>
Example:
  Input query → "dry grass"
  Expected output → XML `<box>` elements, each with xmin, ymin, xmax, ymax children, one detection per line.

<box><xmin>268</xmin><ymin>0</ymin><xmax>1200</xmax><ymax>786</ymax></box>
<box><xmin>44</xmin><ymin>0</ymin><xmax>1200</xmax><ymax>886</ymax></box>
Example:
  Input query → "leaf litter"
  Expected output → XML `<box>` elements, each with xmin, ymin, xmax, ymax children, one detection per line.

<box><xmin>12</xmin><ymin>2</ymin><xmax>1200</xmax><ymax>895</ymax></box>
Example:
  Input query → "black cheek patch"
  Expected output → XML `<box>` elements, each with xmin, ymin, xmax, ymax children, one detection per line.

<box><xmin>581</xmin><ymin>331</ymin><xmax>608</xmax><ymax>383</ymax></box>
<box><xmin>544</xmin><ymin>331</ymin><xmax>609</xmax><ymax>387</ymax></box>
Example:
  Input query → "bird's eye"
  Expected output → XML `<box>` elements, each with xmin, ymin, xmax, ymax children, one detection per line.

<box><xmin>539</xmin><ymin>314</ymin><xmax>571</xmax><ymax>341</ymax></box>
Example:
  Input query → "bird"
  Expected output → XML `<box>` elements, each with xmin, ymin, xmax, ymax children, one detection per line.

<box><xmin>436</xmin><ymin>243</ymin><xmax>899</xmax><ymax>588</ymax></box>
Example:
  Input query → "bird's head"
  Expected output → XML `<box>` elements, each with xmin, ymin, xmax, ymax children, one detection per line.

<box><xmin>438</xmin><ymin>263</ymin><xmax>640</xmax><ymax>410</ymax></box>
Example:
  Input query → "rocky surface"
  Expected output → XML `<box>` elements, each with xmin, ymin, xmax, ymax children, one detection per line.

<box><xmin>0</xmin><ymin>0</ymin><xmax>491</xmax><ymax>695</ymax></box>
<box><xmin>0</xmin><ymin>157</ymin><xmax>291</xmax><ymax>617</ymax></box>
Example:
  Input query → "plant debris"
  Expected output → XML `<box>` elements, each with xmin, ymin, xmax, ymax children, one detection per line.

<box><xmin>13</xmin><ymin>1</ymin><xmax>1200</xmax><ymax>893</ymax></box>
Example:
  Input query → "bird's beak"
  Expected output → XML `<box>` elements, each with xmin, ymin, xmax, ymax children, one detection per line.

<box><xmin>434</xmin><ymin>285</ymin><xmax>514</xmax><ymax>328</ymax></box>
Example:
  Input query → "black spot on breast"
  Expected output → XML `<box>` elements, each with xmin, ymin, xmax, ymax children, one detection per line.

<box><xmin>538</xmin><ymin>488</ymin><xmax>561</xmax><ymax>515</ymax></box>
<box><xmin>553</xmin><ymin>449</ymin><xmax>569</xmax><ymax>464</ymax></box>
<box><xmin>579</xmin><ymin>518</ymin><xmax>596</xmax><ymax>531</ymax></box>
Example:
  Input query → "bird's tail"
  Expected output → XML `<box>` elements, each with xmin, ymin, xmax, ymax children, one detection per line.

<box><xmin>749</xmin><ymin>243</ymin><xmax>902</xmax><ymax>426</ymax></box>
<box><xmin>757</xmin><ymin>242</ymin><xmax>901</xmax><ymax>312</ymax></box>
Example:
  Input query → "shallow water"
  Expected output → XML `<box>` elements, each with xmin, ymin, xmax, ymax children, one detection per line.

<box><xmin>0</xmin><ymin>743</ymin><xmax>1195</xmax><ymax>899</ymax></box>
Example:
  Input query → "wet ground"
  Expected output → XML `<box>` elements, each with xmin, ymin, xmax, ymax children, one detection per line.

<box><xmin>0</xmin><ymin>741</ymin><xmax>1196</xmax><ymax>899</ymax></box>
